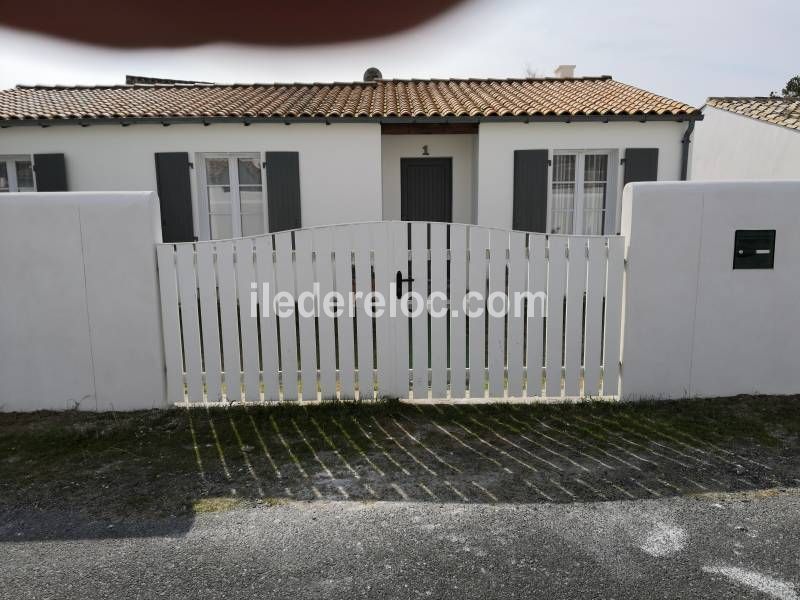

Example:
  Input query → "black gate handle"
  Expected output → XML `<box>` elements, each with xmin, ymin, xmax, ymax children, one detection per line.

<box><xmin>395</xmin><ymin>270</ymin><xmax>415</xmax><ymax>299</ymax></box>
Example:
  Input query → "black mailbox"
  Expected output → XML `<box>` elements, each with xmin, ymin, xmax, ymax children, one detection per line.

<box><xmin>733</xmin><ymin>230</ymin><xmax>775</xmax><ymax>269</ymax></box>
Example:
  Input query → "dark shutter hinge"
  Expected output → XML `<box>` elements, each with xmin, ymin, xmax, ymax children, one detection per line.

<box><xmin>547</xmin><ymin>159</ymin><xmax>552</xmax><ymax>167</ymax></box>
<box><xmin>188</xmin><ymin>162</ymin><xmax>194</xmax><ymax>169</ymax></box>
<box><xmin>620</xmin><ymin>157</ymin><xmax>626</xmax><ymax>165</ymax></box>
<box><xmin>262</xmin><ymin>161</ymin><xmax>267</xmax><ymax>169</ymax></box>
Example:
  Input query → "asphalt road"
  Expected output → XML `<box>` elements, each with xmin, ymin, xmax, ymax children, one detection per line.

<box><xmin>2</xmin><ymin>490</ymin><xmax>799</xmax><ymax>599</ymax></box>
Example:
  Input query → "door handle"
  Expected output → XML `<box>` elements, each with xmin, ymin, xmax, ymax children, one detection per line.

<box><xmin>395</xmin><ymin>270</ymin><xmax>415</xmax><ymax>300</ymax></box>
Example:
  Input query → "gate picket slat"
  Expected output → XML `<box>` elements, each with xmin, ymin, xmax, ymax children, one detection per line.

<box><xmin>196</xmin><ymin>243</ymin><xmax>222</xmax><ymax>403</ymax></box>
<box><xmin>545</xmin><ymin>236</ymin><xmax>567</xmax><ymax>397</ymax></box>
<box><xmin>372</xmin><ymin>222</ymin><xmax>395</xmax><ymax>398</ymax></box>
<box><xmin>313</xmin><ymin>228</ymin><xmax>338</xmax><ymax>400</ymax></box>
<box><xmin>374</xmin><ymin>222</ymin><xmax>408</xmax><ymax>398</ymax></box>
<box><xmin>468</xmin><ymin>227</ymin><xmax>490</xmax><ymax>399</ymax></box>
<box><xmin>583</xmin><ymin>238</ymin><xmax>606</xmax><ymax>396</ymax></box>
<box><xmin>273</xmin><ymin>232</ymin><xmax>298</xmax><ymax>400</ymax></box>
<box><xmin>255</xmin><ymin>236</ymin><xmax>280</xmax><ymax>401</ymax></box>
<box><xmin>564</xmin><ymin>237</ymin><xmax>587</xmax><ymax>397</ymax></box>
<box><xmin>449</xmin><ymin>225</ymin><xmax>467</xmax><ymax>399</ymax></box>
<box><xmin>156</xmin><ymin>245</ymin><xmax>185</xmax><ymax>405</ymax></box>
<box><xmin>215</xmin><ymin>241</ymin><xmax>242</xmax><ymax>402</ymax></box>
<box><xmin>429</xmin><ymin>223</ymin><xmax>448</xmax><ymax>398</ymax></box>
<box><xmin>526</xmin><ymin>235</ymin><xmax>547</xmax><ymax>397</ymax></box>
<box><xmin>333</xmin><ymin>231</ymin><xmax>356</xmax><ymax>400</ymax></box>
<box><xmin>352</xmin><ymin>225</ymin><xmax>374</xmax><ymax>399</ymax></box>
<box><xmin>487</xmin><ymin>229</ymin><xmax>508</xmax><ymax>398</ymax></box>
<box><xmin>392</xmin><ymin>222</ymin><xmax>410</xmax><ymax>398</ymax></box>
<box><xmin>234</xmin><ymin>238</ymin><xmax>260</xmax><ymax>401</ymax></box>
<box><xmin>506</xmin><ymin>232</ymin><xmax>526</xmax><ymax>397</ymax></box>
<box><xmin>411</xmin><ymin>223</ymin><xmax>429</xmax><ymax>399</ymax></box>
<box><xmin>294</xmin><ymin>230</ymin><xmax>318</xmax><ymax>401</ymax></box>
<box><xmin>176</xmin><ymin>244</ymin><xmax>203</xmax><ymax>403</ymax></box>
<box><xmin>603</xmin><ymin>237</ymin><xmax>625</xmax><ymax>396</ymax></box>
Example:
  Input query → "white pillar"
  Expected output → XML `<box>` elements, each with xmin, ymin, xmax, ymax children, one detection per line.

<box><xmin>620</xmin><ymin>181</ymin><xmax>800</xmax><ymax>400</ymax></box>
<box><xmin>0</xmin><ymin>192</ymin><xmax>167</xmax><ymax>411</ymax></box>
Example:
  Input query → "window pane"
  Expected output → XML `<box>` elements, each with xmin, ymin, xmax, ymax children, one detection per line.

<box><xmin>584</xmin><ymin>154</ymin><xmax>608</xmax><ymax>182</ymax></box>
<box><xmin>583</xmin><ymin>154</ymin><xmax>608</xmax><ymax>234</ymax></box>
<box><xmin>15</xmin><ymin>160</ymin><xmax>34</xmax><ymax>190</ymax></box>
<box><xmin>583</xmin><ymin>182</ymin><xmax>606</xmax><ymax>235</ymax></box>
<box><xmin>208</xmin><ymin>186</ymin><xmax>232</xmax><ymax>214</ymax></box>
<box><xmin>241</xmin><ymin>212</ymin><xmax>265</xmax><ymax>237</ymax></box>
<box><xmin>240</xmin><ymin>186</ymin><xmax>264</xmax><ymax>236</ymax></box>
<box><xmin>239</xmin><ymin>186</ymin><xmax>263</xmax><ymax>213</ymax></box>
<box><xmin>210</xmin><ymin>214</ymin><xmax>233</xmax><ymax>239</ymax></box>
<box><xmin>552</xmin><ymin>154</ymin><xmax>576</xmax><ymax>182</ymax></box>
<box><xmin>0</xmin><ymin>162</ymin><xmax>7</xmax><ymax>192</ymax></box>
<box><xmin>237</xmin><ymin>157</ymin><xmax>262</xmax><ymax>185</ymax></box>
<box><xmin>205</xmin><ymin>158</ymin><xmax>230</xmax><ymax>186</ymax></box>
<box><xmin>208</xmin><ymin>185</ymin><xmax>233</xmax><ymax>239</ymax></box>
<box><xmin>551</xmin><ymin>183</ymin><xmax>575</xmax><ymax>234</ymax></box>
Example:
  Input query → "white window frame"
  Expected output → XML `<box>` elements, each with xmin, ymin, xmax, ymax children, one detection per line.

<box><xmin>548</xmin><ymin>149</ymin><xmax>612</xmax><ymax>235</ymax></box>
<box><xmin>196</xmin><ymin>152</ymin><xmax>267</xmax><ymax>240</ymax></box>
<box><xmin>0</xmin><ymin>155</ymin><xmax>36</xmax><ymax>192</ymax></box>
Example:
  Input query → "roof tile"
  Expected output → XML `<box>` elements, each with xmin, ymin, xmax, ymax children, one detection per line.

<box><xmin>0</xmin><ymin>77</ymin><xmax>699</xmax><ymax>123</ymax></box>
<box><xmin>707</xmin><ymin>97</ymin><xmax>800</xmax><ymax>131</ymax></box>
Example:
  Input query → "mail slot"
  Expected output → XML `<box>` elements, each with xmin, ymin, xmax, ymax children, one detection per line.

<box><xmin>733</xmin><ymin>229</ymin><xmax>775</xmax><ymax>269</ymax></box>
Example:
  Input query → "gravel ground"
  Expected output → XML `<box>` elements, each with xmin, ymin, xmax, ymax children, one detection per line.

<box><xmin>2</xmin><ymin>490</ymin><xmax>800</xmax><ymax>599</ymax></box>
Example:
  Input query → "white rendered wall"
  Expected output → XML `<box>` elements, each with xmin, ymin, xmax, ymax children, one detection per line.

<box><xmin>620</xmin><ymin>181</ymin><xmax>800</xmax><ymax>400</ymax></box>
<box><xmin>381</xmin><ymin>134</ymin><xmax>477</xmax><ymax>223</ymax></box>
<box><xmin>0</xmin><ymin>123</ymin><xmax>382</xmax><ymax>236</ymax></box>
<box><xmin>690</xmin><ymin>107</ymin><xmax>800</xmax><ymax>180</ymax></box>
<box><xmin>477</xmin><ymin>121</ymin><xmax>687</xmax><ymax>230</ymax></box>
<box><xmin>0</xmin><ymin>192</ymin><xmax>166</xmax><ymax>411</ymax></box>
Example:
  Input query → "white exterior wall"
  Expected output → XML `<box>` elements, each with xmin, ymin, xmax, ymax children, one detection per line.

<box><xmin>0</xmin><ymin>123</ymin><xmax>382</xmax><ymax>236</ymax></box>
<box><xmin>381</xmin><ymin>134</ymin><xmax>477</xmax><ymax>223</ymax></box>
<box><xmin>620</xmin><ymin>181</ymin><xmax>800</xmax><ymax>400</ymax></box>
<box><xmin>477</xmin><ymin>121</ymin><xmax>687</xmax><ymax>230</ymax></box>
<box><xmin>0</xmin><ymin>192</ymin><xmax>166</xmax><ymax>411</ymax></box>
<box><xmin>690</xmin><ymin>106</ymin><xmax>800</xmax><ymax>180</ymax></box>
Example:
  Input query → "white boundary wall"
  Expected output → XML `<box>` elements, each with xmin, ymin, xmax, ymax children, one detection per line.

<box><xmin>0</xmin><ymin>192</ymin><xmax>166</xmax><ymax>411</ymax></box>
<box><xmin>620</xmin><ymin>181</ymin><xmax>800</xmax><ymax>400</ymax></box>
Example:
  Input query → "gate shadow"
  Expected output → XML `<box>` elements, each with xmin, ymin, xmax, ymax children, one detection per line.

<box><xmin>1</xmin><ymin>396</ymin><xmax>798</xmax><ymax>541</ymax></box>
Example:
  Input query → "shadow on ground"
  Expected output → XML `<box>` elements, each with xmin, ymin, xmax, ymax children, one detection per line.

<box><xmin>1</xmin><ymin>396</ymin><xmax>799</xmax><ymax>541</ymax></box>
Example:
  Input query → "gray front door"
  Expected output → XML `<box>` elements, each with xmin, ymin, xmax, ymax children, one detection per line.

<box><xmin>401</xmin><ymin>157</ymin><xmax>453</xmax><ymax>222</ymax></box>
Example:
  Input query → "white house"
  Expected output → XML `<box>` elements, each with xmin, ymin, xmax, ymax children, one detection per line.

<box><xmin>0</xmin><ymin>69</ymin><xmax>700</xmax><ymax>241</ymax></box>
<box><xmin>691</xmin><ymin>96</ymin><xmax>800</xmax><ymax>180</ymax></box>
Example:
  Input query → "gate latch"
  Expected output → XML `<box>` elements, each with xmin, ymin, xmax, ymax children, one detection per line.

<box><xmin>395</xmin><ymin>270</ymin><xmax>415</xmax><ymax>299</ymax></box>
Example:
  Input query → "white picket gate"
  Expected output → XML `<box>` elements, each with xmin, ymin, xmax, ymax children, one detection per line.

<box><xmin>156</xmin><ymin>221</ymin><xmax>624</xmax><ymax>405</ymax></box>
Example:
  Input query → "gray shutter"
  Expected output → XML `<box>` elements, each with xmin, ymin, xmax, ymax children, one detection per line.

<box><xmin>154</xmin><ymin>152</ymin><xmax>194</xmax><ymax>243</ymax></box>
<box><xmin>623</xmin><ymin>148</ymin><xmax>659</xmax><ymax>185</ymax></box>
<box><xmin>33</xmin><ymin>153</ymin><xmax>67</xmax><ymax>191</ymax></box>
<box><xmin>265</xmin><ymin>151</ymin><xmax>301</xmax><ymax>232</ymax></box>
<box><xmin>513</xmin><ymin>149</ymin><xmax>549</xmax><ymax>232</ymax></box>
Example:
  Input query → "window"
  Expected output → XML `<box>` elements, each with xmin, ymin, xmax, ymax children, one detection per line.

<box><xmin>550</xmin><ymin>151</ymin><xmax>609</xmax><ymax>235</ymax></box>
<box><xmin>200</xmin><ymin>153</ymin><xmax>265</xmax><ymax>239</ymax></box>
<box><xmin>0</xmin><ymin>156</ymin><xmax>36</xmax><ymax>192</ymax></box>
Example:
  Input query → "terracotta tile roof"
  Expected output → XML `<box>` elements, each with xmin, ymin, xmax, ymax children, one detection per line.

<box><xmin>707</xmin><ymin>97</ymin><xmax>800</xmax><ymax>131</ymax></box>
<box><xmin>0</xmin><ymin>77</ymin><xmax>700</xmax><ymax>124</ymax></box>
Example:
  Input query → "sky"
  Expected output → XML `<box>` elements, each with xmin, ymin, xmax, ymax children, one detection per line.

<box><xmin>0</xmin><ymin>0</ymin><xmax>797</xmax><ymax>107</ymax></box>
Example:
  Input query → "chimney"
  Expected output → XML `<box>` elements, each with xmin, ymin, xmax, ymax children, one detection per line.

<box><xmin>554</xmin><ymin>65</ymin><xmax>576</xmax><ymax>79</ymax></box>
